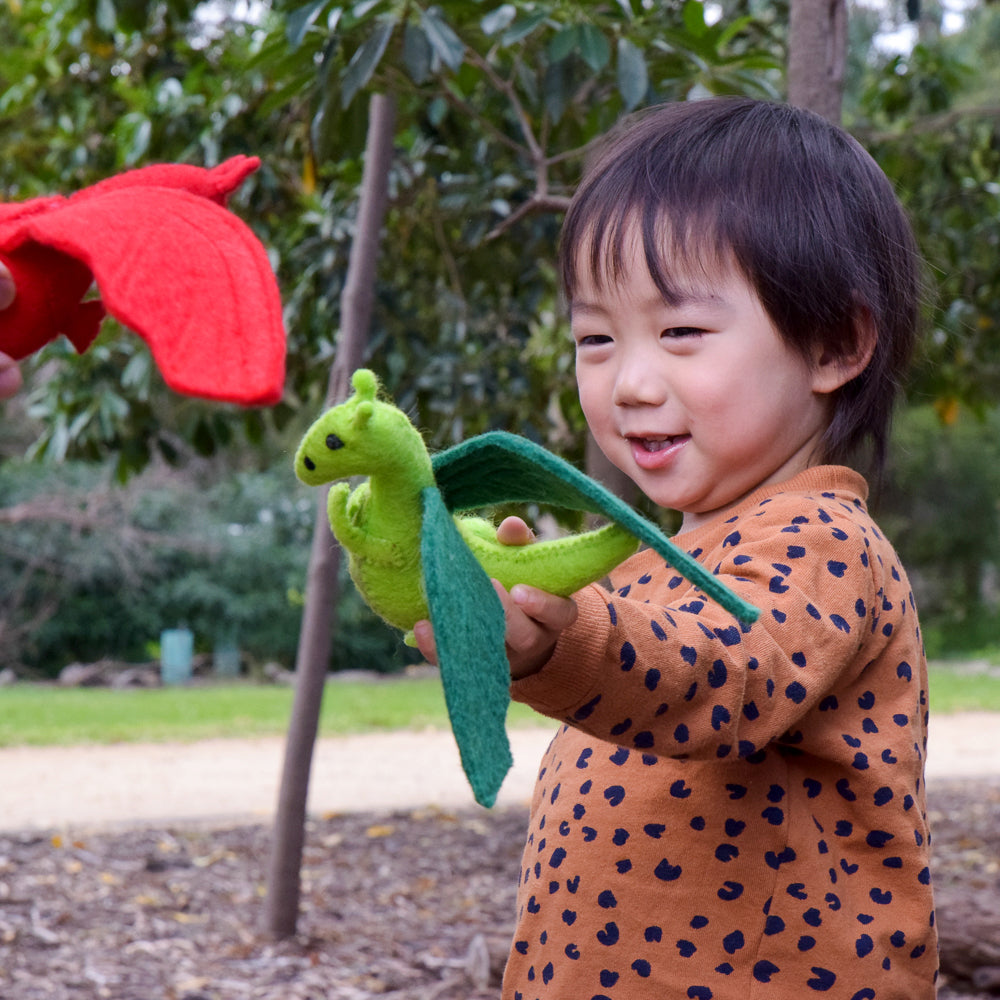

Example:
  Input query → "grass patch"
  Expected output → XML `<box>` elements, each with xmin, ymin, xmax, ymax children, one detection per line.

<box><xmin>0</xmin><ymin>665</ymin><xmax>993</xmax><ymax>749</ymax></box>
<box><xmin>0</xmin><ymin>678</ymin><xmax>548</xmax><ymax>748</ymax></box>
<box><xmin>927</xmin><ymin>662</ymin><xmax>1000</xmax><ymax>713</ymax></box>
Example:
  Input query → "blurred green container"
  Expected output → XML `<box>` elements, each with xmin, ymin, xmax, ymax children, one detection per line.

<box><xmin>213</xmin><ymin>640</ymin><xmax>241</xmax><ymax>678</ymax></box>
<box><xmin>160</xmin><ymin>628</ymin><xmax>193</xmax><ymax>685</ymax></box>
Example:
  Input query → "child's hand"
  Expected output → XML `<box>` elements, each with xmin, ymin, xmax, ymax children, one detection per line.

<box><xmin>412</xmin><ymin>515</ymin><xmax>579</xmax><ymax>680</ymax></box>
<box><xmin>490</xmin><ymin>578</ymin><xmax>578</xmax><ymax>679</ymax></box>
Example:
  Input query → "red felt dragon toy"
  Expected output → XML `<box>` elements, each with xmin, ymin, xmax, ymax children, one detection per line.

<box><xmin>0</xmin><ymin>155</ymin><xmax>285</xmax><ymax>406</ymax></box>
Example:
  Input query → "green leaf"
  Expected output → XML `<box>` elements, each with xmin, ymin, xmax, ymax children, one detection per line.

<box><xmin>682</xmin><ymin>0</ymin><xmax>708</xmax><ymax>38</ymax></box>
<box><xmin>403</xmin><ymin>22</ymin><xmax>433</xmax><ymax>84</ymax></box>
<box><xmin>116</xmin><ymin>112</ymin><xmax>152</xmax><ymax>167</ymax></box>
<box><xmin>340</xmin><ymin>17</ymin><xmax>394</xmax><ymax>107</ymax></box>
<box><xmin>480</xmin><ymin>3</ymin><xmax>516</xmax><ymax>36</ymax></box>
<box><xmin>96</xmin><ymin>0</ymin><xmax>117</xmax><ymax>32</ymax></box>
<box><xmin>350</xmin><ymin>0</ymin><xmax>381</xmax><ymax>17</ymax></box>
<box><xmin>501</xmin><ymin>8</ymin><xmax>548</xmax><ymax>46</ymax></box>
<box><xmin>548</xmin><ymin>24</ymin><xmax>579</xmax><ymax>63</ymax></box>
<box><xmin>717</xmin><ymin>14</ymin><xmax>754</xmax><ymax>50</ymax></box>
<box><xmin>286</xmin><ymin>0</ymin><xmax>332</xmax><ymax>49</ymax></box>
<box><xmin>421</xmin><ymin>7</ymin><xmax>465</xmax><ymax>72</ymax></box>
<box><xmin>578</xmin><ymin>23</ymin><xmax>610</xmax><ymax>72</ymax></box>
<box><xmin>617</xmin><ymin>37</ymin><xmax>647</xmax><ymax>110</ymax></box>
<box><xmin>542</xmin><ymin>58</ymin><xmax>567</xmax><ymax>123</ymax></box>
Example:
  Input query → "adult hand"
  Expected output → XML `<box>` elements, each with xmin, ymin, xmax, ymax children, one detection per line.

<box><xmin>0</xmin><ymin>263</ymin><xmax>22</xmax><ymax>400</ymax></box>
<box><xmin>0</xmin><ymin>353</ymin><xmax>21</xmax><ymax>399</ymax></box>
<box><xmin>0</xmin><ymin>261</ymin><xmax>14</xmax><ymax>310</ymax></box>
<box><xmin>412</xmin><ymin>514</ymin><xmax>579</xmax><ymax>679</ymax></box>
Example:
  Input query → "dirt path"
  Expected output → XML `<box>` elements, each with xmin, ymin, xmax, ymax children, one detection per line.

<box><xmin>2</xmin><ymin>713</ymin><xmax>998</xmax><ymax>833</ymax></box>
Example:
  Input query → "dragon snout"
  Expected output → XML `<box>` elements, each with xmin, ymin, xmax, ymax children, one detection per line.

<box><xmin>299</xmin><ymin>433</ymin><xmax>344</xmax><ymax>474</ymax></box>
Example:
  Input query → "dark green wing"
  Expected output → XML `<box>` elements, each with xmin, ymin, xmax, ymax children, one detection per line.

<box><xmin>420</xmin><ymin>485</ymin><xmax>513</xmax><ymax>808</ymax></box>
<box><xmin>432</xmin><ymin>431</ymin><xmax>759</xmax><ymax>625</ymax></box>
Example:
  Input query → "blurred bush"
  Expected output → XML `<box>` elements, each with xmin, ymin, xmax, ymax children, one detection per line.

<box><xmin>0</xmin><ymin>461</ymin><xmax>414</xmax><ymax>677</ymax></box>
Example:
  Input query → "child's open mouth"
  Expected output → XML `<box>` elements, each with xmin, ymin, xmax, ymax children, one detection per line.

<box><xmin>629</xmin><ymin>434</ymin><xmax>689</xmax><ymax>469</ymax></box>
<box><xmin>639</xmin><ymin>437</ymin><xmax>674</xmax><ymax>452</ymax></box>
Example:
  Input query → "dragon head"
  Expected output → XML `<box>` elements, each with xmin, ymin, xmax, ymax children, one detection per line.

<box><xmin>294</xmin><ymin>368</ymin><xmax>432</xmax><ymax>487</ymax></box>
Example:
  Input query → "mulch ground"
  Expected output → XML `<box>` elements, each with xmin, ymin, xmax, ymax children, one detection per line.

<box><xmin>1</xmin><ymin>778</ymin><xmax>997</xmax><ymax>1000</ymax></box>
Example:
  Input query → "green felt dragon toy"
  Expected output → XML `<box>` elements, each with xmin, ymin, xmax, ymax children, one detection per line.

<box><xmin>295</xmin><ymin>369</ymin><xmax>759</xmax><ymax>807</ymax></box>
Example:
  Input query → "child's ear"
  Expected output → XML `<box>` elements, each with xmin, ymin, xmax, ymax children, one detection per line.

<box><xmin>810</xmin><ymin>305</ymin><xmax>877</xmax><ymax>394</ymax></box>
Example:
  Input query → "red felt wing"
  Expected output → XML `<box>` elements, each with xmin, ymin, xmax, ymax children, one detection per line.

<box><xmin>0</xmin><ymin>157</ymin><xmax>285</xmax><ymax>407</ymax></box>
<box><xmin>15</xmin><ymin>187</ymin><xmax>285</xmax><ymax>405</ymax></box>
<box><xmin>74</xmin><ymin>155</ymin><xmax>261</xmax><ymax>207</ymax></box>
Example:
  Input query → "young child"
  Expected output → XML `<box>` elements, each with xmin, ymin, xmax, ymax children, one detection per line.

<box><xmin>415</xmin><ymin>97</ymin><xmax>937</xmax><ymax>1000</ymax></box>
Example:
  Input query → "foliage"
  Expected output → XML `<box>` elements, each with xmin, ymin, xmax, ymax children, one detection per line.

<box><xmin>2</xmin><ymin>0</ymin><xmax>782</xmax><ymax>475</ymax></box>
<box><xmin>846</xmin><ymin>11</ymin><xmax>1000</xmax><ymax>416</ymax></box>
<box><xmin>0</xmin><ymin>458</ymin><xmax>413</xmax><ymax>675</ymax></box>
<box><xmin>842</xmin><ymin>4</ymin><xmax>1000</xmax><ymax>656</ymax></box>
<box><xmin>877</xmin><ymin>404</ymin><xmax>1000</xmax><ymax>656</ymax></box>
<box><xmin>0</xmin><ymin>0</ymin><xmax>305</xmax><ymax>477</ymax></box>
<box><xmin>271</xmin><ymin>0</ymin><xmax>783</xmax><ymax>457</ymax></box>
<box><xmin>8</xmin><ymin>0</ymin><xmax>1000</xmax><ymax>668</ymax></box>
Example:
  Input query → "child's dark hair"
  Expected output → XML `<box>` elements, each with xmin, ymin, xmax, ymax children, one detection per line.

<box><xmin>559</xmin><ymin>97</ymin><xmax>920</xmax><ymax>475</ymax></box>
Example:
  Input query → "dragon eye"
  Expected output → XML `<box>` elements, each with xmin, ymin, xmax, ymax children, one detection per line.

<box><xmin>326</xmin><ymin>434</ymin><xmax>344</xmax><ymax>450</ymax></box>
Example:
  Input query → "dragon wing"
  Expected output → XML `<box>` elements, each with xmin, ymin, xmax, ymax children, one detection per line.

<box><xmin>423</xmin><ymin>432</ymin><xmax>758</xmax><ymax>807</ymax></box>
<box><xmin>420</xmin><ymin>485</ymin><xmax>512</xmax><ymax>808</ymax></box>
<box><xmin>0</xmin><ymin>157</ymin><xmax>285</xmax><ymax>406</ymax></box>
<box><xmin>432</xmin><ymin>431</ymin><xmax>760</xmax><ymax>625</ymax></box>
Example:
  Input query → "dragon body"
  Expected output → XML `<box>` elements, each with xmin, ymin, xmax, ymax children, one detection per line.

<box><xmin>295</xmin><ymin>369</ymin><xmax>758</xmax><ymax>807</ymax></box>
<box><xmin>294</xmin><ymin>369</ymin><xmax>639</xmax><ymax>639</ymax></box>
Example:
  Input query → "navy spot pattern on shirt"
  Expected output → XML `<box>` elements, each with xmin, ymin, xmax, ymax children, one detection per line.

<box><xmin>506</xmin><ymin>483</ymin><xmax>936</xmax><ymax>1000</ymax></box>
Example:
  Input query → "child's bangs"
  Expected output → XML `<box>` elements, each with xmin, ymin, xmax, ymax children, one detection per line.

<box><xmin>563</xmin><ymin>195</ymin><xmax>731</xmax><ymax>307</ymax></box>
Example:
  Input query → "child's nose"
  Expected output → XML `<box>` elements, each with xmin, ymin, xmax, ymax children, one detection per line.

<box><xmin>612</xmin><ymin>354</ymin><xmax>667</xmax><ymax>407</ymax></box>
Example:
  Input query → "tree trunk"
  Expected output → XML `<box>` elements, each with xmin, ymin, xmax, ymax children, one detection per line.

<box><xmin>787</xmin><ymin>0</ymin><xmax>847</xmax><ymax>123</ymax></box>
<box><xmin>264</xmin><ymin>92</ymin><xmax>397</xmax><ymax>939</ymax></box>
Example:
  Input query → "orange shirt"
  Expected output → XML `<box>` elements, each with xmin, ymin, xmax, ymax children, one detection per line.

<box><xmin>506</xmin><ymin>466</ymin><xmax>937</xmax><ymax>1000</ymax></box>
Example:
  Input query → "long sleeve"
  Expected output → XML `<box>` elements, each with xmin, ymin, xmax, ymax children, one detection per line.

<box><xmin>503</xmin><ymin>466</ymin><xmax>937</xmax><ymax>1000</ymax></box>
<box><xmin>512</xmin><ymin>468</ymin><xmax>916</xmax><ymax>767</ymax></box>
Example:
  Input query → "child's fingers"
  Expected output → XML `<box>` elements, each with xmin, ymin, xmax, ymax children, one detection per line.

<box><xmin>509</xmin><ymin>584</ymin><xmax>578</xmax><ymax>633</ymax></box>
<box><xmin>493</xmin><ymin>580</ymin><xmax>578</xmax><ymax>679</ymax></box>
<box><xmin>496</xmin><ymin>515</ymin><xmax>535</xmax><ymax>546</ymax></box>
<box><xmin>412</xmin><ymin>619</ymin><xmax>439</xmax><ymax>666</ymax></box>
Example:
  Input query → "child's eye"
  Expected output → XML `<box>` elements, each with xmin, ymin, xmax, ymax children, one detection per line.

<box><xmin>576</xmin><ymin>333</ymin><xmax>613</xmax><ymax>347</ymax></box>
<box><xmin>661</xmin><ymin>327</ymin><xmax>705</xmax><ymax>339</ymax></box>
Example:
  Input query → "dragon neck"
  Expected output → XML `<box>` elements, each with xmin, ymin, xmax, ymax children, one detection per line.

<box><xmin>362</xmin><ymin>443</ymin><xmax>436</xmax><ymax>535</ymax></box>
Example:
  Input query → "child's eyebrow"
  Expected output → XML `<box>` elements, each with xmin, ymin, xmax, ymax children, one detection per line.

<box><xmin>570</xmin><ymin>288</ymin><xmax>726</xmax><ymax>316</ymax></box>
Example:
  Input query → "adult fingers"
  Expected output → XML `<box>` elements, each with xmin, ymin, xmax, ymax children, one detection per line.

<box><xmin>0</xmin><ymin>352</ymin><xmax>23</xmax><ymax>400</ymax></box>
<box><xmin>0</xmin><ymin>263</ymin><xmax>15</xmax><ymax>310</ymax></box>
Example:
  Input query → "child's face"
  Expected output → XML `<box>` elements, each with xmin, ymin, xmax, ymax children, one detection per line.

<box><xmin>571</xmin><ymin>240</ymin><xmax>834</xmax><ymax>532</ymax></box>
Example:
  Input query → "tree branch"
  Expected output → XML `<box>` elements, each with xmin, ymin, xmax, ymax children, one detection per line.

<box><xmin>857</xmin><ymin>104</ymin><xmax>1000</xmax><ymax>144</ymax></box>
<box><xmin>485</xmin><ymin>193</ymin><xmax>572</xmax><ymax>241</ymax></box>
<box><xmin>463</xmin><ymin>49</ymin><xmax>546</xmax><ymax>166</ymax></box>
